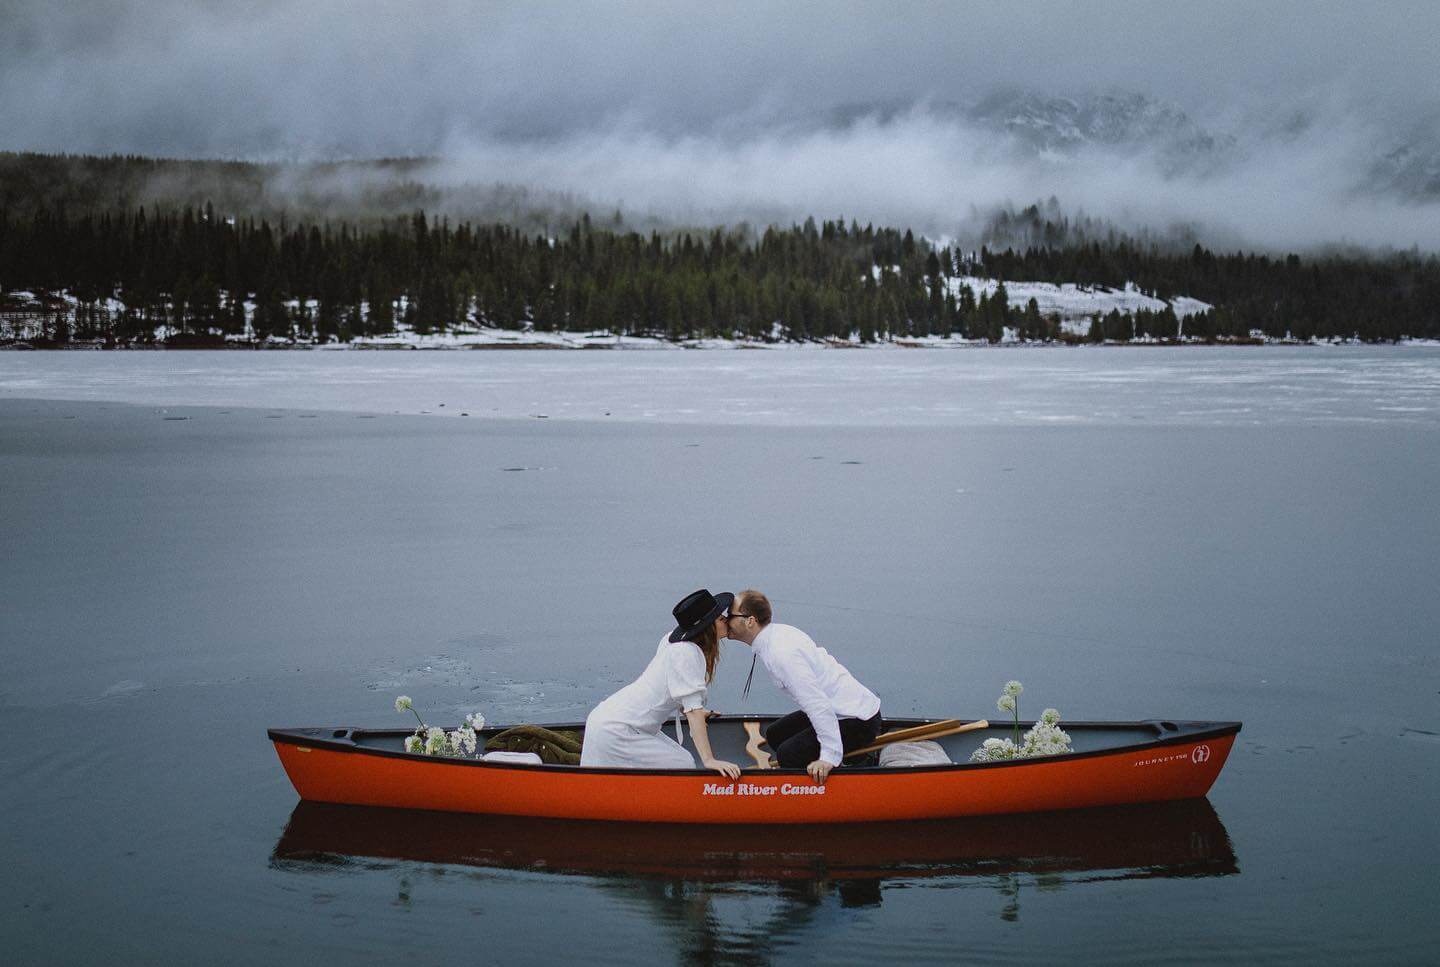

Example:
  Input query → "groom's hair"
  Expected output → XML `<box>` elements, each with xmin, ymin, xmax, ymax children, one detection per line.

<box><xmin>736</xmin><ymin>589</ymin><xmax>772</xmax><ymax>626</ymax></box>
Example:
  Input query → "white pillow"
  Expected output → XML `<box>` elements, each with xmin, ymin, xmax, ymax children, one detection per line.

<box><xmin>878</xmin><ymin>740</ymin><xmax>951</xmax><ymax>767</ymax></box>
<box><xmin>482</xmin><ymin>750</ymin><xmax>544</xmax><ymax>765</ymax></box>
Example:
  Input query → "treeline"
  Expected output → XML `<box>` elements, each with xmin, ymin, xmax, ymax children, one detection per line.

<box><xmin>978</xmin><ymin>198</ymin><xmax>1208</xmax><ymax>255</ymax></box>
<box><xmin>2</xmin><ymin>202</ymin><xmax>1439</xmax><ymax>345</ymax></box>
<box><xmin>979</xmin><ymin>243</ymin><xmax>1440</xmax><ymax>342</ymax></box>
<box><xmin>0</xmin><ymin>205</ymin><xmax>1031</xmax><ymax>344</ymax></box>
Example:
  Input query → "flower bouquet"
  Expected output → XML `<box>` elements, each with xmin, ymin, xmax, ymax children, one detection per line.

<box><xmin>970</xmin><ymin>680</ymin><xmax>1074</xmax><ymax>762</ymax></box>
<box><xmin>394</xmin><ymin>695</ymin><xmax>485</xmax><ymax>758</ymax></box>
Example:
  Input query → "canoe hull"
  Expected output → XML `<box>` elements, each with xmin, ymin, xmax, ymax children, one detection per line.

<box><xmin>271</xmin><ymin>721</ymin><xmax>1237</xmax><ymax>824</ymax></box>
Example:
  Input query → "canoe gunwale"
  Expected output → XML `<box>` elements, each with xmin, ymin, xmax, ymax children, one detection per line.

<box><xmin>267</xmin><ymin>715</ymin><xmax>1242</xmax><ymax>778</ymax></box>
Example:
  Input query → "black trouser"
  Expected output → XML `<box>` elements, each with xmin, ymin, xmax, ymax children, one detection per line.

<box><xmin>764</xmin><ymin>709</ymin><xmax>883</xmax><ymax>768</ymax></box>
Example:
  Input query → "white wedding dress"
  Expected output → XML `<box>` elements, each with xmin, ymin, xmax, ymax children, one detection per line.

<box><xmin>580</xmin><ymin>634</ymin><xmax>708</xmax><ymax>769</ymax></box>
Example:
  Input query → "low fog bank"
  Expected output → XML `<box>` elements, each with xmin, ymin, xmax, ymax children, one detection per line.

<box><xmin>425</xmin><ymin>103</ymin><xmax>1440</xmax><ymax>252</ymax></box>
<box><xmin>6</xmin><ymin>2</ymin><xmax>1440</xmax><ymax>251</ymax></box>
<box><xmin>11</xmin><ymin>95</ymin><xmax>1437</xmax><ymax>255</ymax></box>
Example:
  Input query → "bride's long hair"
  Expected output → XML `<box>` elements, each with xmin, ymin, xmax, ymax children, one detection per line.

<box><xmin>691</xmin><ymin>623</ymin><xmax>720</xmax><ymax>683</ymax></box>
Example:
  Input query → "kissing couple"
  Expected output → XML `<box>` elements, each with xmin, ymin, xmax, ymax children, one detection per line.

<box><xmin>579</xmin><ymin>588</ymin><xmax>883</xmax><ymax>785</ymax></box>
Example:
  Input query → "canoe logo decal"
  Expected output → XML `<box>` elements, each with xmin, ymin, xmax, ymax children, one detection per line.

<box><xmin>703</xmin><ymin>782</ymin><xmax>826</xmax><ymax>797</ymax></box>
<box><xmin>1191</xmin><ymin>745</ymin><xmax>1212</xmax><ymax>764</ymax></box>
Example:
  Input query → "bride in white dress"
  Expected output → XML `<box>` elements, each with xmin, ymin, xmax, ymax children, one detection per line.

<box><xmin>580</xmin><ymin>589</ymin><xmax>742</xmax><ymax>778</ymax></box>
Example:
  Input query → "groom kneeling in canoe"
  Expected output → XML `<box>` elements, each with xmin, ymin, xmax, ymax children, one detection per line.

<box><xmin>725</xmin><ymin>589</ymin><xmax>883</xmax><ymax>785</ymax></box>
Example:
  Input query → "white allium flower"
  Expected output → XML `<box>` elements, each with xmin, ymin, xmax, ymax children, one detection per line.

<box><xmin>467</xmin><ymin>712</ymin><xmax>485</xmax><ymax>731</ymax></box>
<box><xmin>395</xmin><ymin>696</ymin><xmax>413</xmax><ymax>712</ymax></box>
<box><xmin>971</xmin><ymin>737</ymin><xmax>1018</xmax><ymax>762</ymax></box>
<box><xmin>1018</xmin><ymin>715</ymin><xmax>1073</xmax><ymax>758</ymax></box>
<box><xmin>403</xmin><ymin>735</ymin><xmax>423</xmax><ymax>753</ymax></box>
<box><xmin>424</xmin><ymin>726</ymin><xmax>448</xmax><ymax>755</ymax></box>
<box><xmin>978</xmin><ymin>688</ymin><xmax>1072</xmax><ymax>760</ymax></box>
<box><xmin>443</xmin><ymin>726</ymin><xmax>478</xmax><ymax>757</ymax></box>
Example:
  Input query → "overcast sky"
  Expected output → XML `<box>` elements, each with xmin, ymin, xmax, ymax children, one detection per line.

<box><xmin>4</xmin><ymin>0</ymin><xmax>1439</xmax><ymax>247</ymax></box>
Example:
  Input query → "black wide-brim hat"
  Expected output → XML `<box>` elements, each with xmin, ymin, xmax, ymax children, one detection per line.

<box><xmin>669</xmin><ymin>588</ymin><xmax>734</xmax><ymax>643</ymax></box>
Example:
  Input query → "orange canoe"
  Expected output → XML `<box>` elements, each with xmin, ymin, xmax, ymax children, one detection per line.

<box><xmin>269</xmin><ymin>715</ymin><xmax>1239</xmax><ymax>824</ymax></box>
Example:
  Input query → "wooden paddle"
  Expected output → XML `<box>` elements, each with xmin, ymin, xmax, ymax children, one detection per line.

<box><xmin>744</xmin><ymin>718</ymin><xmax>990</xmax><ymax>766</ymax></box>
<box><xmin>844</xmin><ymin>718</ymin><xmax>989</xmax><ymax>759</ymax></box>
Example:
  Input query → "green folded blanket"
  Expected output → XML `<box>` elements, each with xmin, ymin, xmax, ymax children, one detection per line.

<box><xmin>484</xmin><ymin>725</ymin><xmax>583</xmax><ymax>765</ymax></box>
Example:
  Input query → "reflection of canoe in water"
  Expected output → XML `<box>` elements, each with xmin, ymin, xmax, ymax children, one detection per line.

<box><xmin>270</xmin><ymin>715</ymin><xmax>1239</xmax><ymax>824</ymax></box>
<box><xmin>271</xmin><ymin>798</ymin><xmax>1238</xmax><ymax>883</ymax></box>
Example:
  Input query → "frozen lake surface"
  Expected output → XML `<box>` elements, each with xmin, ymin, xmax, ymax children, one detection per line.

<box><xmin>2</xmin><ymin>349</ymin><xmax>1438</xmax><ymax>964</ymax></box>
<box><xmin>3</xmin><ymin>345</ymin><xmax>1440</xmax><ymax>426</ymax></box>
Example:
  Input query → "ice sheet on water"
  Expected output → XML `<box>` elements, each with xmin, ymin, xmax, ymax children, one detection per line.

<box><xmin>2</xmin><ymin>346</ymin><xmax>1439</xmax><ymax>427</ymax></box>
<box><xmin>364</xmin><ymin>654</ymin><xmax>476</xmax><ymax>690</ymax></box>
<box><xmin>101</xmin><ymin>680</ymin><xmax>146</xmax><ymax>698</ymax></box>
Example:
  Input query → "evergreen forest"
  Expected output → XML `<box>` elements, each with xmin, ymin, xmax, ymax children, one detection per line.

<box><xmin>2</xmin><ymin>153</ymin><xmax>1438</xmax><ymax>346</ymax></box>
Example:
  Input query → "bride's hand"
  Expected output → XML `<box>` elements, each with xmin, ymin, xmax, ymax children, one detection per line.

<box><xmin>704</xmin><ymin>758</ymin><xmax>741</xmax><ymax>780</ymax></box>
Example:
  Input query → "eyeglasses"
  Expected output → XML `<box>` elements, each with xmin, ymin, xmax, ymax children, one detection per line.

<box><xmin>726</xmin><ymin>613</ymin><xmax>753</xmax><ymax>622</ymax></box>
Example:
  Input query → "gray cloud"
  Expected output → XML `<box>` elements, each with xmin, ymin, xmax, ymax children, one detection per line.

<box><xmin>3</xmin><ymin>1</ymin><xmax>1439</xmax><ymax>248</ymax></box>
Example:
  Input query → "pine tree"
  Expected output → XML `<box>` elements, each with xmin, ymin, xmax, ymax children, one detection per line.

<box><xmin>988</xmin><ymin>282</ymin><xmax>1010</xmax><ymax>343</ymax></box>
<box><xmin>1022</xmin><ymin>297</ymin><xmax>1042</xmax><ymax>342</ymax></box>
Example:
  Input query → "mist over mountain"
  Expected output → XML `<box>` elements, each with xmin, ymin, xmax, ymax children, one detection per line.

<box><xmin>819</xmin><ymin>91</ymin><xmax>1231</xmax><ymax>168</ymax></box>
<box><xmin>3</xmin><ymin>1</ymin><xmax>1439</xmax><ymax>250</ymax></box>
<box><xmin>789</xmin><ymin>89</ymin><xmax>1440</xmax><ymax>204</ymax></box>
<box><xmin>424</xmin><ymin>88</ymin><xmax>1440</xmax><ymax>251</ymax></box>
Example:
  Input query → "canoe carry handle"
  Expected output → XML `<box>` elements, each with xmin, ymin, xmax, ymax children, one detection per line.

<box><xmin>844</xmin><ymin>719</ymin><xmax>990</xmax><ymax>759</ymax></box>
<box><xmin>743</xmin><ymin>721</ymin><xmax>775</xmax><ymax>769</ymax></box>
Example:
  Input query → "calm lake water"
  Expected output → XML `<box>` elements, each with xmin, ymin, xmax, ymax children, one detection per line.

<box><xmin>2</xmin><ymin>349</ymin><xmax>1438</xmax><ymax>964</ymax></box>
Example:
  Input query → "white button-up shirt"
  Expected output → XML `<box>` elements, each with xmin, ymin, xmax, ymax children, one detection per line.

<box><xmin>752</xmin><ymin>623</ymin><xmax>881</xmax><ymax>766</ymax></box>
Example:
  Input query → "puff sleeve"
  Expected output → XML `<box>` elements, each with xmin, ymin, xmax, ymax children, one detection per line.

<box><xmin>665</xmin><ymin>641</ymin><xmax>708</xmax><ymax>712</ymax></box>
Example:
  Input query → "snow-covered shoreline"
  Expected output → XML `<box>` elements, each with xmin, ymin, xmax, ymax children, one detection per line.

<box><xmin>4</xmin><ymin>283</ymin><xmax>1435</xmax><ymax>349</ymax></box>
<box><xmin>6</xmin><ymin>326</ymin><xmax>1437</xmax><ymax>350</ymax></box>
